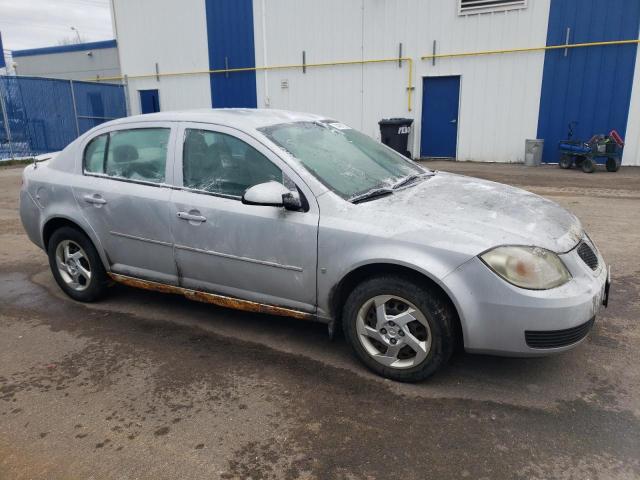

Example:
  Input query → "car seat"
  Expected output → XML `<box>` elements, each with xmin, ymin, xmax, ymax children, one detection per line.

<box><xmin>107</xmin><ymin>144</ymin><xmax>138</xmax><ymax>177</ymax></box>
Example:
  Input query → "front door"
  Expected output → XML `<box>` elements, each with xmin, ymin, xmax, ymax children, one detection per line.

<box><xmin>420</xmin><ymin>76</ymin><xmax>460</xmax><ymax>158</ymax></box>
<box><xmin>139</xmin><ymin>89</ymin><xmax>160</xmax><ymax>114</ymax></box>
<box><xmin>169</xmin><ymin>123</ymin><xmax>318</xmax><ymax>312</ymax></box>
<box><xmin>72</xmin><ymin>122</ymin><xmax>178</xmax><ymax>284</ymax></box>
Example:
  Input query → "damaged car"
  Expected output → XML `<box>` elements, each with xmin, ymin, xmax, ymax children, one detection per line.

<box><xmin>19</xmin><ymin>109</ymin><xmax>610</xmax><ymax>381</ymax></box>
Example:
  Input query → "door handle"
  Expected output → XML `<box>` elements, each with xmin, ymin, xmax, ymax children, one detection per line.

<box><xmin>83</xmin><ymin>194</ymin><xmax>107</xmax><ymax>205</ymax></box>
<box><xmin>450</xmin><ymin>119</ymin><xmax>457</xmax><ymax>124</ymax></box>
<box><xmin>177</xmin><ymin>211</ymin><xmax>207</xmax><ymax>223</ymax></box>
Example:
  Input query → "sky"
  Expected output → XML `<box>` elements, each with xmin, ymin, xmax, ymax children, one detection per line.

<box><xmin>0</xmin><ymin>0</ymin><xmax>113</xmax><ymax>52</ymax></box>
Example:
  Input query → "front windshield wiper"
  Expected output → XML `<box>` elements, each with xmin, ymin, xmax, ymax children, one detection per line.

<box><xmin>392</xmin><ymin>172</ymin><xmax>431</xmax><ymax>190</ymax></box>
<box><xmin>350</xmin><ymin>172</ymin><xmax>433</xmax><ymax>204</ymax></box>
<box><xmin>349</xmin><ymin>187</ymin><xmax>393</xmax><ymax>204</ymax></box>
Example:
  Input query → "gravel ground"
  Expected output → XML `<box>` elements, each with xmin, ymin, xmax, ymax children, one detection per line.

<box><xmin>1</xmin><ymin>161</ymin><xmax>639</xmax><ymax>480</ymax></box>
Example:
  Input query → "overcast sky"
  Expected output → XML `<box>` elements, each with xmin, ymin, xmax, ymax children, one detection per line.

<box><xmin>0</xmin><ymin>0</ymin><xmax>113</xmax><ymax>51</ymax></box>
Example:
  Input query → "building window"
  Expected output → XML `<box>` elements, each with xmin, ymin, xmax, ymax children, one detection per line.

<box><xmin>458</xmin><ymin>0</ymin><xmax>527</xmax><ymax>15</ymax></box>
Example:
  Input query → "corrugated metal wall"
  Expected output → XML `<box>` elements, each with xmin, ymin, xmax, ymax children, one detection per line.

<box><xmin>625</xmin><ymin>43</ymin><xmax>640</xmax><ymax>166</ymax></box>
<box><xmin>253</xmin><ymin>0</ymin><xmax>365</xmax><ymax>128</ymax></box>
<box><xmin>12</xmin><ymin>44</ymin><xmax>120</xmax><ymax>81</ymax></box>
<box><xmin>253</xmin><ymin>0</ymin><xmax>551</xmax><ymax>162</ymax></box>
<box><xmin>537</xmin><ymin>0</ymin><xmax>640</xmax><ymax>164</ymax></box>
<box><xmin>112</xmin><ymin>0</ymin><xmax>211</xmax><ymax>115</ymax></box>
<box><xmin>206</xmin><ymin>0</ymin><xmax>257</xmax><ymax>108</ymax></box>
<box><xmin>110</xmin><ymin>0</ymin><xmax>640</xmax><ymax>165</ymax></box>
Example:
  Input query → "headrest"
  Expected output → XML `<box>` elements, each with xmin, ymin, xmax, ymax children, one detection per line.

<box><xmin>113</xmin><ymin>144</ymin><xmax>138</xmax><ymax>163</ymax></box>
<box><xmin>188</xmin><ymin>131</ymin><xmax>208</xmax><ymax>149</ymax></box>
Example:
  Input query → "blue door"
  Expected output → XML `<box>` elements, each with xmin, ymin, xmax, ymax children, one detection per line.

<box><xmin>139</xmin><ymin>89</ymin><xmax>160</xmax><ymax>114</ymax></box>
<box><xmin>420</xmin><ymin>76</ymin><xmax>460</xmax><ymax>158</ymax></box>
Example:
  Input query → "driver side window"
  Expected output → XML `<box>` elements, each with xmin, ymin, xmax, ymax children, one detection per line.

<box><xmin>182</xmin><ymin>129</ymin><xmax>282</xmax><ymax>197</ymax></box>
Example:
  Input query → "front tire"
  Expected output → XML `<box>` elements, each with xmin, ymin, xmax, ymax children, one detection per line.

<box><xmin>559</xmin><ymin>155</ymin><xmax>573</xmax><ymax>169</ymax></box>
<box><xmin>47</xmin><ymin>226</ymin><xmax>109</xmax><ymax>302</ymax></box>
<box><xmin>342</xmin><ymin>275</ymin><xmax>455</xmax><ymax>382</ymax></box>
<box><xmin>581</xmin><ymin>157</ymin><xmax>595</xmax><ymax>173</ymax></box>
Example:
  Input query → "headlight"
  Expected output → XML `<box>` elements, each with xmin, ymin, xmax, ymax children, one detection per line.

<box><xmin>480</xmin><ymin>246</ymin><xmax>571</xmax><ymax>290</ymax></box>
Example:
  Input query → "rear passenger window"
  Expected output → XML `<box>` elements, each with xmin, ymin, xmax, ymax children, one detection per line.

<box><xmin>183</xmin><ymin>129</ymin><xmax>282</xmax><ymax>197</ymax></box>
<box><xmin>84</xmin><ymin>128</ymin><xmax>170</xmax><ymax>184</ymax></box>
<box><xmin>84</xmin><ymin>134</ymin><xmax>107</xmax><ymax>173</ymax></box>
<box><xmin>106</xmin><ymin>129</ymin><xmax>170</xmax><ymax>183</ymax></box>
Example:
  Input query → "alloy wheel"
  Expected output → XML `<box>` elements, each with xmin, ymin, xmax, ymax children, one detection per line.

<box><xmin>356</xmin><ymin>295</ymin><xmax>432</xmax><ymax>369</ymax></box>
<box><xmin>55</xmin><ymin>240</ymin><xmax>92</xmax><ymax>291</ymax></box>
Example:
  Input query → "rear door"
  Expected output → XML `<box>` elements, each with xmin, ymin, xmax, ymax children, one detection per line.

<box><xmin>169</xmin><ymin>123</ymin><xmax>319</xmax><ymax>312</ymax></box>
<box><xmin>73</xmin><ymin>122</ymin><xmax>179</xmax><ymax>284</ymax></box>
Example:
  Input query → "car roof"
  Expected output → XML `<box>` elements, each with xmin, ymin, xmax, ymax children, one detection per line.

<box><xmin>106</xmin><ymin>108</ymin><xmax>328</xmax><ymax>131</ymax></box>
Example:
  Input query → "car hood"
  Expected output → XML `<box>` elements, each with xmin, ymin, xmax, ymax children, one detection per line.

<box><xmin>347</xmin><ymin>172</ymin><xmax>583</xmax><ymax>256</ymax></box>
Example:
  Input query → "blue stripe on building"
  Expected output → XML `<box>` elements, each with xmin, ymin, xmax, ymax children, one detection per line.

<box><xmin>12</xmin><ymin>40</ymin><xmax>117</xmax><ymax>58</ymax></box>
<box><xmin>0</xmin><ymin>32</ymin><xmax>5</xmax><ymax>68</ymax></box>
<box><xmin>537</xmin><ymin>0</ymin><xmax>640</xmax><ymax>163</ymax></box>
<box><xmin>205</xmin><ymin>0</ymin><xmax>257</xmax><ymax>108</ymax></box>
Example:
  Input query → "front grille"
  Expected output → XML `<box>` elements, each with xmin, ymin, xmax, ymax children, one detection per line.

<box><xmin>525</xmin><ymin>318</ymin><xmax>595</xmax><ymax>349</ymax></box>
<box><xmin>577</xmin><ymin>241</ymin><xmax>598</xmax><ymax>270</ymax></box>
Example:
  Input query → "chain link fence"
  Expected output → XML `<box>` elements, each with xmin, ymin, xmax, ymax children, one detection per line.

<box><xmin>0</xmin><ymin>75</ymin><xmax>127</xmax><ymax>160</ymax></box>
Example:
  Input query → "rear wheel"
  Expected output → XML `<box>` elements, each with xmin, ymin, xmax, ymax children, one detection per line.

<box><xmin>559</xmin><ymin>155</ymin><xmax>573</xmax><ymax>169</ymax></box>
<box><xmin>581</xmin><ymin>157</ymin><xmax>595</xmax><ymax>173</ymax></box>
<box><xmin>606</xmin><ymin>158</ymin><xmax>620</xmax><ymax>172</ymax></box>
<box><xmin>342</xmin><ymin>275</ymin><xmax>455</xmax><ymax>382</ymax></box>
<box><xmin>47</xmin><ymin>227</ymin><xmax>109</xmax><ymax>302</ymax></box>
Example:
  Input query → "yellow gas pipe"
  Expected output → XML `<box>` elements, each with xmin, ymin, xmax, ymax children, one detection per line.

<box><xmin>90</xmin><ymin>57</ymin><xmax>415</xmax><ymax>112</ymax></box>
<box><xmin>421</xmin><ymin>39</ymin><xmax>640</xmax><ymax>61</ymax></box>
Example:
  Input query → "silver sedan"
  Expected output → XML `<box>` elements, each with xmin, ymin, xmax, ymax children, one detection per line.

<box><xmin>19</xmin><ymin>109</ymin><xmax>610</xmax><ymax>381</ymax></box>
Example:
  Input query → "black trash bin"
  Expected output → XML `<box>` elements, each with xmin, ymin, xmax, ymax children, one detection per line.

<box><xmin>379</xmin><ymin>118</ymin><xmax>413</xmax><ymax>157</ymax></box>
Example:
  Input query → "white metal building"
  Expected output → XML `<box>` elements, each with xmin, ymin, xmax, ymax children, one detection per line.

<box><xmin>109</xmin><ymin>0</ymin><xmax>640</xmax><ymax>166</ymax></box>
<box><xmin>12</xmin><ymin>40</ymin><xmax>120</xmax><ymax>81</ymax></box>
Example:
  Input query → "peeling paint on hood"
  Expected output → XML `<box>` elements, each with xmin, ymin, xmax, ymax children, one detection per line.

<box><xmin>341</xmin><ymin>172</ymin><xmax>583</xmax><ymax>256</ymax></box>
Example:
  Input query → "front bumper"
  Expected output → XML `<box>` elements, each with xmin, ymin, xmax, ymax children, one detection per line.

<box><xmin>443</xmin><ymin>239</ymin><xmax>608</xmax><ymax>356</ymax></box>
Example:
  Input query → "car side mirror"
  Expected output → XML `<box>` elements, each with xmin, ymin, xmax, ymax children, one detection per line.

<box><xmin>282</xmin><ymin>191</ymin><xmax>302</xmax><ymax>211</ymax></box>
<box><xmin>242</xmin><ymin>181</ymin><xmax>302</xmax><ymax>211</ymax></box>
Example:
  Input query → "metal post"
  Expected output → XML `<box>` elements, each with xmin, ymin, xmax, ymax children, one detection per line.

<box><xmin>564</xmin><ymin>27</ymin><xmax>571</xmax><ymax>57</ymax></box>
<box><xmin>302</xmin><ymin>51</ymin><xmax>306</xmax><ymax>74</ymax></box>
<box><xmin>224</xmin><ymin>57</ymin><xmax>229</xmax><ymax>78</ymax></box>
<box><xmin>69</xmin><ymin>80</ymin><xmax>80</xmax><ymax>137</ymax></box>
<box><xmin>155</xmin><ymin>62</ymin><xmax>160</xmax><ymax>82</ymax></box>
<box><xmin>0</xmin><ymin>80</ymin><xmax>15</xmax><ymax>160</ymax></box>
<box><xmin>398</xmin><ymin>43</ymin><xmax>403</xmax><ymax>68</ymax></box>
<box><xmin>432</xmin><ymin>40</ymin><xmax>437</xmax><ymax>66</ymax></box>
<box><xmin>123</xmin><ymin>74</ymin><xmax>131</xmax><ymax>116</ymax></box>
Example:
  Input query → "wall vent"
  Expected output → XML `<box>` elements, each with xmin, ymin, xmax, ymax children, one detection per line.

<box><xmin>459</xmin><ymin>0</ymin><xmax>527</xmax><ymax>15</ymax></box>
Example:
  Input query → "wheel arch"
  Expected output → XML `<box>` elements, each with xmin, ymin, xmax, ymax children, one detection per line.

<box><xmin>41</xmin><ymin>216</ymin><xmax>110</xmax><ymax>270</ymax></box>
<box><xmin>329</xmin><ymin>262</ymin><xmax>464</xmax><ymax>348</ymax></box>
